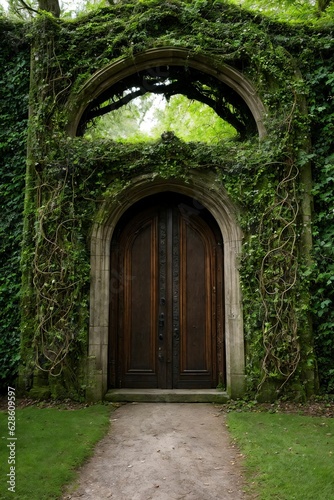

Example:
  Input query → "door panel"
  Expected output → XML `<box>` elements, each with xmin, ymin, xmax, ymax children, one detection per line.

<box><xmin>109</xmin><ymin>195</ymin><xmax>224</xmax><ymax>389</ymax></box>
<box><xmin>119</xmin><ymin>213</ymin><xmax>159</xmax><ymax>388</ymax></box>
<box><xmin>177</xmin><ymin>215</ymin><xmax>214</xmax><ymax>388</ymax></box>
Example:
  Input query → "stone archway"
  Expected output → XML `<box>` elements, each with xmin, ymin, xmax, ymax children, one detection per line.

<box><xmin>87</xmin><ymin>172</ymin><xmax>244</xmax><ymax>400</ymax></box>
<box><xmin>66</xmin><ymin>47</ymin><xmax>266</xmax><ymax>139</ymax></box>
<box><xmin>66</xmin><ymin>47</ymin><xmax>267</xmax><ymax>400</ymax></box>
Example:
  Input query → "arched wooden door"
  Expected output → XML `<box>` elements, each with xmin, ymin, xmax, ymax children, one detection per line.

<box><xmin>109</xmin><ymin>193</ymin><xmax>224</xmax><ymax>389</ymax></box>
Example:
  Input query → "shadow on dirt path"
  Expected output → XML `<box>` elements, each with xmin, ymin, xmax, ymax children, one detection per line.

<box><xmin>62</xmin><ymin>403</ymin><xmax>248</xmax><ymax>500</ymax></box>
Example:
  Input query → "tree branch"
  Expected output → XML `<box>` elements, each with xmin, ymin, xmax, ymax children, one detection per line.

<box><xmin>17</xmin><ymin>0</ymin><xmax>39</xmax><ymax>15</ymax></box>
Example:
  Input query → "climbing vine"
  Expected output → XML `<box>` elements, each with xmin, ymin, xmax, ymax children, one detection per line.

<box><xmin>258</xmin><ymin>158</ymin><xmax>300</xmax><ymax>393</ymax></box>
<box><xmin>32</xmin><ymin>168</ymin><xmax>89</xmax><ymax>377</ymax></box>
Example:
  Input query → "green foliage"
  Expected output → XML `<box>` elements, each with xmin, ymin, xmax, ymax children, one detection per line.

<box><xmin>227</xmin><ymin>412</ymin><xmax>334</xmax><ymax>499</ymax></box>
<box><xmin>6</xmin><ymin>0</ymin><xmax>38</xmax><ymax>20</ymax></box>
<box><xmin>85</xmin><ymin>93</ymin><xmax>237</xmax><ymax>143</ymax></box>
<box><xmin>0</xmin><ymin>18</ymin><xmax>29</xmax><ymax>391</ymax></box>
<box><xmin>306</xmin><ymin>56</ymin><xmax>334</xmax><ymax>392</ymax></box>
<box><xmin>85</xmin><ymin>94</ymin><xmax>155</xmax><ymax>142</ymax></box>
<box><xmin>156</xmin><ymin>94</ymin><xmax>237</xmax><ymax>143</ymax></box>
<box><xmin>1</xmin><ymin>0</ymin><xmax>334</xmax><ymax>397</ymax></box>
<box><xmin>0</xmin><ymin>404</ymin><xmax>111</xmax><ymax>499</ymax></box>
<box><xmin>230</xmin><ymin>0</ymin><xmax>333</xmax><ymax>23</ymax></box>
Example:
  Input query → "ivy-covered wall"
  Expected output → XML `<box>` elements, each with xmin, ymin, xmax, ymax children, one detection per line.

<box><xmin>0</xmin><ymin>19</ymin><xmax>29</xmax><ymax>392</ymax></box>
<box><xmin>1</xmin><ymin>0</ymin><xmax>334</xmax><ymax>399</ymax></box>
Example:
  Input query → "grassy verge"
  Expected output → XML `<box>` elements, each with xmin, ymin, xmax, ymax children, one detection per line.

<box><xmin>227</xmin><ymin>412</ymin><xmax>334</xmax><ymax>500</ymax></box>
<box><xmin>0</xmin><ymin>404</ymin><xmax>111</xmax><ymax>500</ymax></box>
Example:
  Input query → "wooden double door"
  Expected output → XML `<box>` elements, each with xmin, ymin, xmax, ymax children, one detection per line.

<box><xmin>109</xmin><ymin>193</ymin><xmax>224</xmax><ymax>389</ymax></box>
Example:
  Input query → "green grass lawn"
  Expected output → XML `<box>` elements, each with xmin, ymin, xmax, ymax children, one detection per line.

<box><xmin>0</xmin><ymin>404</ymin><xmax>111</xmax><ymax>500</ymax></box>
<box><xmin>1</xmin><ymin>403</ymin><xmax>333</xmax><ymax>500</ymax></box>
<box><xmin>227</xmin><ymin>411</ymin><xmax>334</xmax><ymax>500</ymax></box>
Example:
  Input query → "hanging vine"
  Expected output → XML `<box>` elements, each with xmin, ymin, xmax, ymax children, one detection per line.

<box><xmin>33</xmin><ymin>167</ymin><xmax>84</xmax><ymax>376</ymax></box>
<box><xmin>257</xmin><ymin>156</ymin><xmax>301</xmax><ymax>393</ymax></box>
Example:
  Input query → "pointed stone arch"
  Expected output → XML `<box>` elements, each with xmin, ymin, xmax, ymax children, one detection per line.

<box><xmin>88</xmin><ymin>171</ymin><xmax>244</xmax><ymax>400</ymax></box>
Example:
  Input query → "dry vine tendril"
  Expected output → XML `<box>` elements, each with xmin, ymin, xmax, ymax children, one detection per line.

<box><xmin>33</xmin><ymin>163</ymin><xmax>80</xmax><ymax>376</ymax></box>
<box><xmin>258</xmin><ymin>157</ymin><xmax>301</xmax><ymax>394</ymax></box>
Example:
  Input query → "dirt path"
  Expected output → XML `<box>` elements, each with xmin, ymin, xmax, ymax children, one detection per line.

<box><xmin>62</xmin><ymin>403</ymin><xmax>248</xmax><ymax>500</ymax></box>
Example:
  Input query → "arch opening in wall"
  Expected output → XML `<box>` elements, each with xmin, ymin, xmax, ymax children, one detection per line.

<box><xmin>78</xmin><ymin>64</ymin><xmax>256</xmax><ymax>142</ymax></box>
<box><xmin>66</xmin><ymin>48</ymin><xmax>266</xmax><ymax>140</ymax></box>
<box><xmin>84</xmin><ymin>92</ymin><xmax>238</xmax><ymax>144</ymax></box>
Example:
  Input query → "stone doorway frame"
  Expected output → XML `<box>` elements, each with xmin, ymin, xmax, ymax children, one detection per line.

<box><xmin>88</xmin><ymin>172</ymin><xmax>244</xmax><ymax>400</ymax></box>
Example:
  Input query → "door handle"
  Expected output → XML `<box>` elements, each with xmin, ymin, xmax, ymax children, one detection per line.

<box><xmin>159</xmin><ymin>313</ymin><xmax>164</xmax><ymax>340</ymax></box>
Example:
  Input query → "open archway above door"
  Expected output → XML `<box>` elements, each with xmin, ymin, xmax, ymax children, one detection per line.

<box><xmin>66</xmin><ymin>47</ymin><xmax>266</xmax><ymax>140</ymax></box>
<box><xmin>88</xmin><ymin>171</ymin><xmax>244</xmax><ymax>400</ymax></box>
